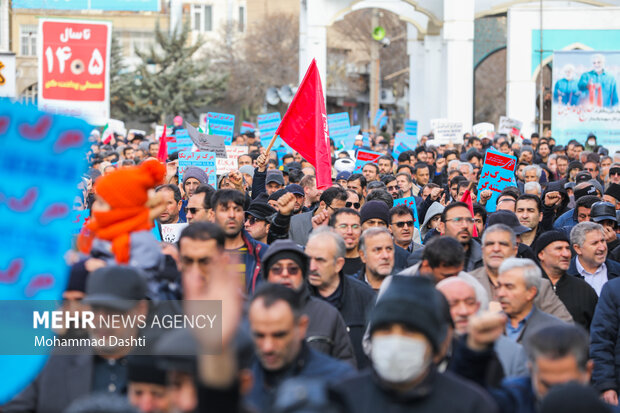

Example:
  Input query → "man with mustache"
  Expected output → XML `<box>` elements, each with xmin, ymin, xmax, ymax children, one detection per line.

<box><xmin>496</xmin><ymin>258</ymin><xmax>566</xmax><ymax>346</ymax></box>
<box><xmin>437</xmin><ymin>202</ymin><xmax>483</xmax><ymax>272</ymax></box>
<box><xmin>567</xmin><ymin>222</ymin><xmax>620</xmax><ymax>295</ymax></box>
<box><xmin>470</xmin><ymin>224</ymin><xmax>573</xmax><ymax>322</ymax></box>
<box><xmin>534</xmin><ymin>230</ymin><xmax>598</xmax><ymax>330</ymax></box>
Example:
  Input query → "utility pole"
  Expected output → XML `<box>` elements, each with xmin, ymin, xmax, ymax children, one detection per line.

<box><xmin>538</xmin><ymin>0</ymin><xmax>544</xmax><ymax>136</ymax></box>
<box><xmin>369</xmin><ymin>8</ymin><xmax>381</xmax><ymax>131</ymax></box>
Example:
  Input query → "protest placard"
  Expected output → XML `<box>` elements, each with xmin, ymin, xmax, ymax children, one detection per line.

<box><xmin>225</xmin><ymin>145</ymin><xmax>248</xmax><ymax>158</ymax></box>
<box><xmin>476</xmin><ymin>148</ymin><xmax>517</xmax><ymax>213</ymax></box>
<box><xmin>185</xmin><ymin>122</ymin><xmax>227</xmax><ymax>158</ymax></box>
<box><xmin>393</xmin><ymin>132</ymin><xmax>417</xmax><ymax>151</ymax></box>
<box><xmin>160</xmin><ymin>223</ymin><xmax>188</xmax><ymax>243</ymax></box>
<box><xmin>393</xmin><ymin>197</ymin><xmax>420</xmax><ymax>230</ymax></box>
<box><xmin>216</xmin><ymin>158</ymin><xmax>238</xmax><ymax>175</ymax></box>
<box><xmin>0</xmin><ymin>100</ymin><xmax>92</xmax><ymax>401</ymax></box>
<box><xmin>404</xmin><ymin>120</ymin><xmax>418</xmax><ymax>137</ymax></box>
<box><xmin>327</xmin><ymin>112</ymin><xmax>351</xmax><ymax>147</ymax></box>
<box><xmin>207</xmin><ymin>112</ymin><xmax>235</xmax><ymax>145</ymax></box>
<box><xmin>472</xmin><ymin>122</ymin><xmax>495</xmax><ymax>139</ymax></box>
<box><xmin>392</xmin><ymin>141</ymin><xmax>412</xmax><ymax>160</ymax></box>
<box><xmin>498</xmin><ymin>116</ymin><xmax>523</xmax><ymax>136</ymax></box>
<box><xmin>240</xmin><ymin>121</ymin><xmax>255</xmax><ymax>134</ymax></box>
<box><xmin>373</xmin><ymin>108</ymin><xmax>386</xmax><ymax>128</ymax></box>
<box><xmin>257</xmin><ymin>112</ymin><xmax>282</xmax><ymax>148</ymax></box>
<box><xmin>430</xmin><ymin>119</ymin><xmax>464</xmax><ymax>145</ymax></box>
<box><xmin>336</xmin><ymin>125</ymin><xmax>360</xmax><ymax>150</ymax></box>
<box><xmin>69</xmin><ymin>209</ymin><xmax>90</xmax><ymax>234</ymax></box>
<box><xmin>353</xmin><ymin>148</ymin><xmax>383</xmax><ymax>172</ymax></box>
<box><xmin>178</xmin><ymin>151</ymin><xmax>217</xmax><ymax>188</ymax></box>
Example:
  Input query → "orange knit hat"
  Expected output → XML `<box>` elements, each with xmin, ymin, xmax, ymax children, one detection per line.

<box><xmin>95</xmin><ymin>158</ymin><xmax>165</xmax><ymax>208</ymax></box>
<box><xmin>80</xmin><ymin>159</ymin><xmax>165</xmax><ymax>264</ymax></box>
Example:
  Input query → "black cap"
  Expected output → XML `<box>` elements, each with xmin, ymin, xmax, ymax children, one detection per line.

<box><xmin>268</xmin><ymin>188</ymin><xmax>288</xmax><ymax>202</ymax></box>
<box><xmin>605</xmin><ymin>183</ymin><xmax>620</xmax><ymax>202</ymax></box>
<box><xmin>533</xmin><ymin>231</ymin><xmax>570</xmax><ymax>256</ymax></box>
<box><xmin>127</xmin><ymin>355</ymin><xmax>167</xmax><ymax>385</ymax></box>
<box><xmin>261</xmin><ymin>240</ymin><xmax>309</xmax><ymax>280</ymax></box>
<box><xmin>246</xmin><ymin>200</ymin><xmax>276</xmax><ymax>220</ymax></box>
<box><xmin>83</xmin><ymin>266</ymin><xmax>147</xmax><ymax>311</ymax></box>
<box><xmin>286</xmin><ymin>184</ymin><xmax>305</xmax><ymax>196</ymax></box>
<box><xmin>360</xmin><ymin>200</ymin><xmax>389</xmax><ymax>225</ymax></box>
<box><xmin>590</xmin><ymin>201</ymin><xmax>616</xmax><ymax>222</ymax></box>
<box><xmin>575</xmin><ymin>171</ymin><xmax>592</xmax><ymax>184</ymax></box>
<box><xmin>487</xmin><ymin>210</ymin><xmax>531</xmax><ymax>235</ymax></box>
<box><xmin>266</xmin><ymin>170</ymin><xmax>285</xmax><ymax>186</ymax></box>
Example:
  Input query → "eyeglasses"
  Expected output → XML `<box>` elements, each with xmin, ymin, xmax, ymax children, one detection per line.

<box><xmin>393</xmin><ymin>220</ymin><xmax>414</xmax><ymax>228</ymax></box>
<box><xmin>445</xmin><ymin>217</ymin><xmax>475</xmax><ymax>224</ymax></box>
<box><xmin>270</xmin><ymin>265</ymin><xmax>301</xmax><ymax>276</ymax></box>
<box><xmin>185</xmin><ymin>207</ymin><xmax>204</xmax><ymax>214</ymax></box>
<box><xmin>326</xmin><ymin>203</ymin><xmax>338</xmax><ymax>212</ymax></box>
<box><xmin>337</xmin><ymin>223</ymin><xmax>361</xmax><ymax>230</ymax></box>
<box><xmin>345</xmin><ymin>202</ymin><xmax>360</xmax><ymax>209</ymax></box>
<box><xmin>245</xmin><ymin>216</ymin><xmax>264</xmax><ymax>225</ymax></box>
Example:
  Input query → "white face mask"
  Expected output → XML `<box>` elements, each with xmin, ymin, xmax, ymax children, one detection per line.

<box><xmin>371</xmin><ymin>335</ymin><xmax>431</xmax><ymax>383</ymax></box>
<box><xmin>588</xmin><ymin>140</ymin><xmax>595</xmax><ymax>146</ymax></box>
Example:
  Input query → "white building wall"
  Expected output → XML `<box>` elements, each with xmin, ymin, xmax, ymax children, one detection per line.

<box><xmin>0</xmin><ymin>0</ymin><xmax>9</xmax><ymax>52</ymax></box>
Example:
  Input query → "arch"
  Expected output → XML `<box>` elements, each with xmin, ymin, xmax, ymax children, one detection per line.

<box><xmin>531</xmin><ymin>43</ymin><xmax>593</xmax><ymax>81</ymax></box>
<box><xmin>327</xmin><ymin>0</ymin><xmax>439</xmax><ymax>35</ymax></box>
<box><xmin>475</xmin><ymin>0</ymin><xmax>613</xmax><ymax>19</ymax></box>
<box><xmin>474</xmin><ymin>46</ymin><xmax>506</xmax><ymax>71</ymax></box>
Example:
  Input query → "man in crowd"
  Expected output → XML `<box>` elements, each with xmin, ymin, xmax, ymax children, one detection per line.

<box><xmin>515</xmin><ymin>194</ymin><xmax>544</xmax><ymax>247</ymax></box>
<box><xmin>330</xmin><ymin>208</ymin><xmax>364</xmax><ymax>277</ymax></box>
<box><xmin>356</xmin><ymin>227</ymin><xmax>395</xmax><ymax>290</ymax></box>
<box><xmin>438</xmin><ymin>202</ymin><xmax>483</xmax><ymax>272</ymax></box>
<box><xmin>155</xmin><ymin>184</ymin><xmax>184</xmax><ymax>224</ymax></box>
<box><xmin>567</xmin><ymin>222</ymin><xmax>620</xmax><ymax>295</ymax></box>
<box><xmin>362</xmin><ymin>163</ymin><xmax>380</xmax><ymax>182</ymax></box>
<box><xmin>305</xmin><ymin>228</ymin><xmax>376</xmax><ymax>368</ymax></box>
<box><xmin>289</xmin><ymin>186</ymin><xmax>348</xmax><ymax>246</ymax></box>
<box><xmin>185</xmin><ymin>184</ymin><xmax>215</xmax><ymax>224</ymax></box>
<box><xmin>496</xmin><ymin>258</ymin><xmax>566</xmax><ymax>345</ymax></box>
<box><xmin>470</xmin><ymin>224</ymin><xmax>572</xmax><ymax>322</ymax></box>
<box><xmin>534</xmin><ymin>231</ymin><xmax>598</xmax><ymax>329</ymax></box>
<box><xmin>211</xmin><ymin>189</ymin><xmax>268</xmax><ymax>293</ymax></box>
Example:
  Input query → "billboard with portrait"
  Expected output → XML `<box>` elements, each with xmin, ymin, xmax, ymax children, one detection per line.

<box><xmin>551</xmin><ymin>50</ymin><xmax>620</xmax><ymax>152</ymax></box>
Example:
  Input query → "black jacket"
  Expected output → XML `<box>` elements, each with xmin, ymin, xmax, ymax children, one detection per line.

<box><xmin>543</xmin><ymin>271</ymin><xmax>598</xmax><ymax>330</ymax></box>
<box><xmin>309</xmin><ymin>273</ymin><xmax>376</xmax><ymax>369</ymax></box>
<box><xmin>330</xmin><ymin>368</ymin><xmax>498</xmax><ymax>413</ymax></box>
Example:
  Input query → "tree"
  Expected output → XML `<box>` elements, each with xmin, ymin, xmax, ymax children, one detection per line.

<box><xmin>118</xmin><ymin>23</ymin><xmax>227</xmax><ymax>124</ymax></box>
<box><xmin>109</xmin><ymin>33</ymin><xmax>134</xmax><ymax>120</ymax></box>
<box><xmin>209</xmin><ymin>13</ymin><xmax>299</xmax><ymax>119</ymax></box>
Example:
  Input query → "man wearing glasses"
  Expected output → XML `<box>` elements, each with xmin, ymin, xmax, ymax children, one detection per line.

<box><xmin>261</xmin><ymin>239</ymin><xmax>356</xmax><ymax>365</ymax></box>
<box><xmin>388</xmin><ymin>205</ymin><xmax>422</xmax><ymax>253</ymax></box>
<box><xmin>437</xmin><ymin>202</ymin><xmax>483</xmax><ymax>272</ymax></box>
<box><xmin>330</xmin><ymin>208</ymin><xmax>364</xmax><ymax>276</ymax></box>
<box><xmin>185</xmin><ymin>185</ymin><xmax>215</xmax><ymax>224</ymax></box>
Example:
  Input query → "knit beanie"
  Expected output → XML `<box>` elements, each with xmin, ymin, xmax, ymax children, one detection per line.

<box><xmin>183</xmin><ymin>166</ymin><xmax>208</xmax><ymax>186</ymax></box>
<box><xmin>261</xmin><ymin>240</ymin><xmax>309</xmax><ymax>280</ymax></box>
<box><xmin>95</xmin><ymin>159</ymin><xmax>165</xmax><ymax>209</ymax></box>
<box><xmin>127</xmin><ymin>356</ymin><xmax>167</xmax><ymax>386</ymax></box>
<box><xmin>605</xmin><ymin>183</ymin><xmax>620</xmax><ymax>202</ymax></box>
<box><xmin>370</xmin><ymin>276</ymin><xmax>447</xmax><ymax>353</ymax></box>
<box><xmin>533</xmin><ymin>230</ymin><xmax>570</xmax><ymax>257</ymax></box>
<box><xmin>360</xmin><ymin>200</ymin><xmax>389</xmax><ymax>225</ymax></box>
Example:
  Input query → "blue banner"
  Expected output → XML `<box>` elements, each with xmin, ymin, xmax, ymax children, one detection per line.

<box><xmin>257</xmin><ymin>112</ymin><xmax>282</xmax><ymax>148</ymax></box>
<box><xmin>207</xmin><ymin>112</ymin><xmax>235</xmax><ymax>145</ymax></box>
<box><xmin>178</xmin><ymin>151</ymin><xmax>217</xmax><ymax>189</ymax></box>
<box><xmin>393</xmin><ymin>132</ymin><xmax>417</xmax><ymax>152</ymax></box>
<box><xmin>353</xmin><ymin>148</ymin><xmax>383</xmax><ymax>173</ymax></box>
<box><xmin>327</xmin><ymin>112</ymin><xmax>350</xmax><ymax>148</ymax></box>
<box><xmin>404</xmin><ymin>120</ymin><xmax>418</xmax><ymax>137</ymax></box>
<box><xmin>0</xmin><ymin>100</ymin><xmax>92</xmax><ymax>403</ymax></box>
<box><xmin>476</xmin><ymin>148</ymin><xmax>517</xmax><ymax>213</ymax></box>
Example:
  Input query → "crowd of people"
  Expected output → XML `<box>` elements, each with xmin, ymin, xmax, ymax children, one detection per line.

<box><xmin>4</xmin><ymin>124</ymin><xmax>620</xmax><ymax>413</ymax></box>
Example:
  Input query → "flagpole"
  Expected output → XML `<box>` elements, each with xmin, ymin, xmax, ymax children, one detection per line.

<box><xmin>264</xmin><ymin>134</ymin><xmax>278</xmax><ymax>154</ymax></box>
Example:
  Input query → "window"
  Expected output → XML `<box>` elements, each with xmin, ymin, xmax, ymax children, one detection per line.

<box><xmin>238</xmin><ymin>6</ymin><xmax>245</xmax><ymax>32</ymax></box>
<box><xmin>20</xmin><ymin>25</ymin><xmax>37</xmax><ymax>56</ymax></box>
<box><xmin>119</xmin><ymin>31</ymin><xmax>156</xmax><ymax>58</ymax></box>
<box><xmin>191</xmin><ymin>4</ymin><xmax>212</xmax><ymax>33</ymax></box>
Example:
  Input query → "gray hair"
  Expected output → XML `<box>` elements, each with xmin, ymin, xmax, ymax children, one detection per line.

<box><xmin>498</xmin><ymin>258</ymin><xmax>541</xmax><ymax>297</ymax></box>
<box><xmin>359</xmin><ymin>227</ymin><xmax>392</xmax><ymax>253</ymax></box>
<box><xmin>308</xmin><ymin>226</ymin><xmax>346</xmax><ymax>260</ymax></box>
<box><xmin>548</xmin><ymin>153</ymin><xmax>558</xmax><ymax>161</ymax></box>
<box><xmin>458</xmin><ymin>162</ymin><xmax>474</xmax><ymax>174</ymax></box>
<box><xmin>448</xmin><ymin>159</ymin><xmax>460</xmax><ymax>172</ymax></box>
<box><xmin>523</xmin><ymin>165</ymin><xmax>541</xmax><ymax>178</ymax></box>
<box><xmin>524</xmin><ymin>181</ymin><xmax>542</xmax><ymax>196</ymax></box>
<box><xmin>481</xmin><ymin>224</ymin><xmax>517</xmax><ymax>248</ymax></box>
<box><xmin>570</xmin><ymin>221</ymin><xmax>605</xmax><ymax>248</ymax></box>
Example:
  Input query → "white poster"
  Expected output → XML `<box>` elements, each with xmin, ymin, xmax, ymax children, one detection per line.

<box><xmin>0</xmin><ymin>53</ymin><xmax>16</xmax><ymax>98</ymax></box>
<box><xmin>430</xmin><ymin>119</ymin><xmax>464</xmax><ymax>145</ymax></box>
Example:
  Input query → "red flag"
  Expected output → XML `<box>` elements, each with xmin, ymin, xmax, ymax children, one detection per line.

<box><xmin>157</xmin><ymin>125</ymin><xmax>168</xmax><ymax>163</ymax></box>
<box><xmin>460</xmin><ymin>189</ymin><xmax>479</xmax><ymax>238</ymax></box>
<box><xmin>274</xmin><ymin>59</ymin><xmax>332</xmax><ymax>189</ymax></box>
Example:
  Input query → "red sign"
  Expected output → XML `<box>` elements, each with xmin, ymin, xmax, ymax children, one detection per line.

<box><xmin>40</xmin><ymin>20</ymin><xmax>109</xmax><ymax>101</ymax></box>
<box><xmin>485</xmin><ymin>152</ymin><xmax>516</xmax><ymax>170</ymax></box>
